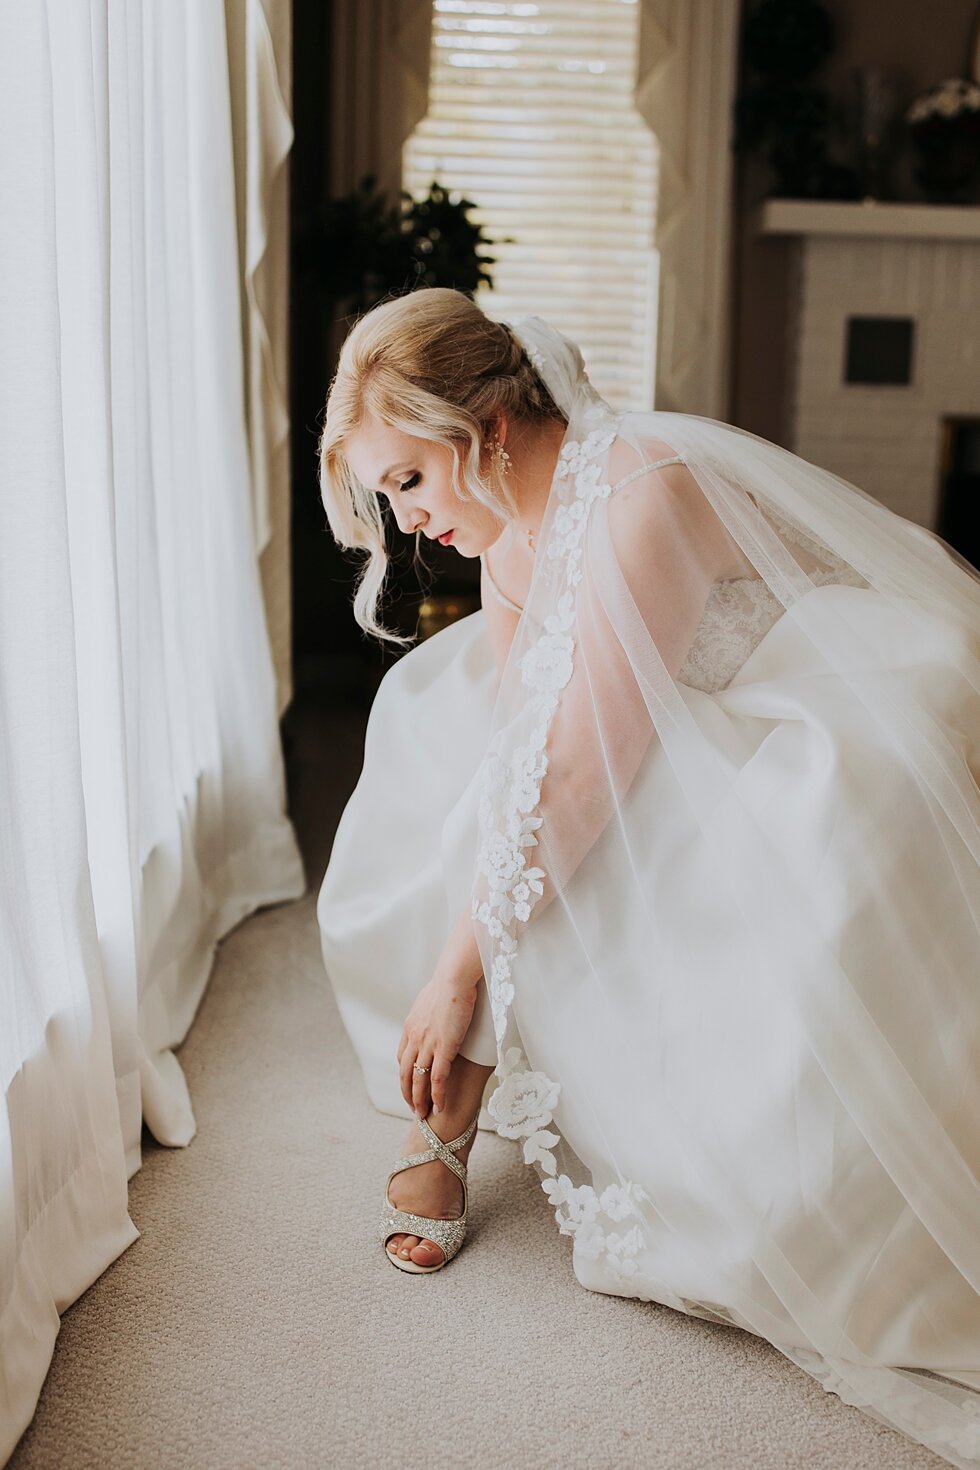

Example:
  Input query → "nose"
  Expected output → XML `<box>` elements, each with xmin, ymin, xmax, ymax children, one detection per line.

<box><xmin>400</xmin><ymin>506</ymin><xmax>427</xmax><ymax>536</ymax></box>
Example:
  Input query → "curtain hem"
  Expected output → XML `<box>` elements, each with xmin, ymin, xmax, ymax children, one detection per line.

<box><xmin>138</xmin><ymin>814</ymin><xmax>307</xmax><ymax>1148</ymax></box>
<box><xmin>0</xmin><ymin>1134</ymin><xmax>139</xmax><ymax>1466</ymax></box>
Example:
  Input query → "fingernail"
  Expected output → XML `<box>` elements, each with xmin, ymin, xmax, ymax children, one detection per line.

<box><xmin>433</xmin><ymin>1103</ymin><xmax>440</xmax><ymax>1113</ymax></box>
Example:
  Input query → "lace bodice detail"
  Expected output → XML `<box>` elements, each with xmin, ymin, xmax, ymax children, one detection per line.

<box><xmin>676</xmin><ymin>578</ymin><xmax>785</xmax><ymax>693</ymax></box>
<box><xmin>677</xmin><ymin>509</ymin><xmax>867</xmax><ymax>694</ymax></box>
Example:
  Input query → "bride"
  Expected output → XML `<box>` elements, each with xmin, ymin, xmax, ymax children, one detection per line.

<box><xmin>316</xmin><ymin>287</ymin><xmax>980</xmax><ymax>1466</ymax></box>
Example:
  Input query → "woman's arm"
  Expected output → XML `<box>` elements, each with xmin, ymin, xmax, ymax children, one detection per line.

<box><xmin>397</xmin><ymin>579</ymin><xmax>519</xmax><ymax>1114</ymax></box>
<box><xmin>398</xmin><ymin>903</ymin><xmax>486</xmax><ymax>1113</ymax></box>
<box><xmin>533</xmin><ymin>460</ymin><xmax>729</xmax><ymax>902</ymax></box>
<box><xmin>477</xmin><ymin>458</ymin><xmax>745</xmax><ymax>919</ymax></box>
<box><xmin>412</xmin><ymin>462</ymin><xmax>739</xmax><ymax>1110</ymax></box>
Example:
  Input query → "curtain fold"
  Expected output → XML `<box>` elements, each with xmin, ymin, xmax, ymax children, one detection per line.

<box><xmin>225</xmin><ymin>0</ymin><xmax>295</xmax><ymax>715</ymax></box>
<box><xmin>636</xmin><ymin>0</ymin><xmax>739</xmax><ymax>417</ymax></box>
<box><xmin>0</xmin><ymin>1</ymin><xmax>305</xmax><ymax>1459</ymax></box>
<box><xmin>328</xmin><ymin>0</ymin><xmax>433</xmax><ymax>201</ymax></box>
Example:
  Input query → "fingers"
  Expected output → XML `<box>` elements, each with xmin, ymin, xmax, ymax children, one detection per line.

<box><xmin>429</xmin><ymin>1052</ymin><xmax>451</xmax><ymax>1115</ymax></box>
<box><xmin>399</xmin><ymin>1042</ymin><xmax>435</xmax><ymax>1116</ymax></box>
<box><xmin>412</xmin><ymin>1052</ymin><xmax>434</xmax><ymax>1117</ymax></box>
<box><xmin>398</xmin><ymin>1046</ymin><xmax>416</xmax><ymax>1111</ymax></box>
<box><xmin>397</xmin><ymin>1028</ymin><xmax>454</xmax><ymax>1117</ymax></box>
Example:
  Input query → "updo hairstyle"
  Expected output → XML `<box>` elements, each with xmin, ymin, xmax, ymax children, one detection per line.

<box><xmin>318</xmin><ymin>287</ymin><xmax>565</xmax><ymax>646</ymax></box>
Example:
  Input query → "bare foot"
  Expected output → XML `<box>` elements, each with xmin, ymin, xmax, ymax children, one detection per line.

<box><xmin>385</xmin><ymin>1056</ymin><xmax>494</xmax><ymax>1268</ymax></box>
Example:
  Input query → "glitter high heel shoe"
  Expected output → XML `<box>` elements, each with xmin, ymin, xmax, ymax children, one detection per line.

<box><xmin>381</xmin><ymin>1111</ymin><xmax>479</xmax><ymax>1274</ymax></box>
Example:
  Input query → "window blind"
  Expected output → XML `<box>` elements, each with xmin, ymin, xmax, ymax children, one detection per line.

<box><xmin>403</xmin><ymin>0</ymin><xmax>659</xmax><ymax>410</ymax></box>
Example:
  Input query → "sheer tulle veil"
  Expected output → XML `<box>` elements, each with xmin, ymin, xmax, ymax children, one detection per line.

<box><xmin>469</xmin><ymin>314</ymin><xmax>980</xmax><ymax>1464</ymax></box>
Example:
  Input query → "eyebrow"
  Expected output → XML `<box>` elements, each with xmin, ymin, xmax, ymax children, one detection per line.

<box><xmin>378</xmin><ymin>464</ymin><xmax>410</xmax><ymax>487</ymax></box>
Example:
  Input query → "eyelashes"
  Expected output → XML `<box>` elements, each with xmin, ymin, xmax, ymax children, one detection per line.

<box><xmin>399</xmin><ymin>472</ymin><xmax>421</xmax><ymax>493</ymax></box>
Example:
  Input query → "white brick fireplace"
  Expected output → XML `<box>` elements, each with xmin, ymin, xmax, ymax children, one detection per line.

<box><xmin>758</xmin><ymin>200</ymin><xmax>980</xmax><ymax>534</ymax></box>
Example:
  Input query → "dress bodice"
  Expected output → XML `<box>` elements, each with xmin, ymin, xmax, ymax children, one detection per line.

<box><xmin>676</xmin><ymin>509</ymin><xmax>868</xmax><ymax>693</ymax></box>
<box><xmin>480</xmin><ymin>481</ymin><xmax>867</xmax><ymax>697</ymax></box>
<box><xmin>676</xmin><ymin>577</ymin><xmax>787</xmax><ymax>694</ymax></box>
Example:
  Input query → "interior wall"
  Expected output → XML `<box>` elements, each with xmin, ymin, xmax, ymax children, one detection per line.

<box><xmin>730</xmin><ymin>0</ymin><xmax>980</xmax><ymax>445</ymax></box>
<box><xmin>290</xmin><ymin>0</ymin><xmax>980</xmax><ymax>697</ymax></box>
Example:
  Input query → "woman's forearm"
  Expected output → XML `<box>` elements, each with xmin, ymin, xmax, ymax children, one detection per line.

<box><xmin>434</xmin><ymin>903</ymin><xmax>485</xmax><ymax>992</ymax></box>
<box><xmin>447</xmin><ymin>752</ymin><xmax>647</xmax><ymax>994</ymax></box>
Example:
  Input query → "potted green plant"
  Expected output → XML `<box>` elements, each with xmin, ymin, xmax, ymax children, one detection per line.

<box><xmin>305</xmin><ymin>174</ymin><xmax>500</xmax><ymax>320</ymax></box>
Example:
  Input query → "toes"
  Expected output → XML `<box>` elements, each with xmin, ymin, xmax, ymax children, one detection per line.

<box><xmin>412</xmin><ymin>1238</ymin><xmax>445</xmax><ymax>1267</ymax></box>
<box><xmin>387</xmin><ymin>1232</ymin><xmax>444</xmax><ymax>1266</ymax></box>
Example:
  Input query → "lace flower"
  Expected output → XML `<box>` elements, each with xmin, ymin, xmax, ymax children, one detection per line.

<box><xmin>555</xmin><ymin>428</ymin><xmax>616</xmax><ymax>480</ymax></box>
<box><xmin>481</xmin><ymin>828</ymin><xmax>525</xmax><ymax>892</ymax></box>
<box><xmin>522</xmin><ymin>1128</ymin><xmax>561</xmax><ymax>1174</ymax></box>
<box><xmin>542</xmin><ymin>1173</ymin><xmax>601</xmax><ymax>1235</ymax></box>
<box><xmin>603</xmin><ymin>1226</ymin><xmax>645</xmax><ymax>1276</ymax></box>
<box><xmin>599</xmin><ymin>1180</ymin><xmax>650</xmax><ymax>1221</ymax></box>
<box><xmin>518</xmin><ymin>631</ymin><xmax>574</xmax><ymax>693</ymax></box>
<box><xmin>473</xmin><ymin>405</ymin><xmax>654</xmax><ymax>1282</ymax></box>
<box><xmin>488</xmin><ymin>1065</ymin><xmax>561</xmax><ymax>1139</ymax></box>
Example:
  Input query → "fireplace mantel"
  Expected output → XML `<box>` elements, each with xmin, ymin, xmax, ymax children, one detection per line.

<box><xmin>752</xmin><ymin>198</ymin><xmax>980</xmax><ymax>534</ymax></box>
<box><xmin>757</xmin><ymin>198</ymin><xmax>980</xmax><ymax>244</ymax></box>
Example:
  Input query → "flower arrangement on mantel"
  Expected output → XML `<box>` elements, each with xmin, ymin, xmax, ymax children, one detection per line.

<box><xmin>905</xmin><ymin>78</ymin><xmax>980</xmax><ymax>204</ymax></box>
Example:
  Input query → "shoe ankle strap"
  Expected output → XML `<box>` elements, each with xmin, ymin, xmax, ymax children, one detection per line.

<box><xmin>415</xmin><ymin>1112</ymin><xmax>477</xmax><ymax>1181</ymax></box>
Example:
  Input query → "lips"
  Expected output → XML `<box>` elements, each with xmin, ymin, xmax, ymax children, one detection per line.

<box><xmin>437</xmin><ymin>530</ymin><xmax>454</xmax><ymax>545</ymax></box>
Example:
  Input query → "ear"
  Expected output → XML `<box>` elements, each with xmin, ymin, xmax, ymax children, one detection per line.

<box><xmin>494</xmin><ymin>410</ymin><xmax>509</xmax><ymax>449</ymax></box>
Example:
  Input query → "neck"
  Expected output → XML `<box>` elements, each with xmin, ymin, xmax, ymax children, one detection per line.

<box><xmin>502</xmin><ymin>416</ymin><xmax>566</xmax><ymax>546</ymax></box>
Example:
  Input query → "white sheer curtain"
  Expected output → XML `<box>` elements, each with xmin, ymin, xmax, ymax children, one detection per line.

<box><xmin>0</xmin><ymin>2</ymin><xmax>305</xmax><ymax>1458</ymax></box>
<box><xmin>225</xmin><ymin>0</ymin><xmax>296</xmax><ymax>716</ymax></box>
<box><xmin>635</xmin><ymin>0</ymin><xmax>739</xmax><ymax>416</ymax></box>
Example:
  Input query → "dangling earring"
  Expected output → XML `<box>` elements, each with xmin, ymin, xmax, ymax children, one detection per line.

<box><xmin>487</xmin><ymin>433</ymin><xmax>535</xmax><ymax>554</ymax></box>
<box><xmin>487</xmin><ymin>433</ymin><xmax>512</xmax><ymax>479</ymax></box>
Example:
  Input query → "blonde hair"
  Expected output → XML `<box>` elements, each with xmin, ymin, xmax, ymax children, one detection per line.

<box><xmin>318</xmin><ymin>287</ymin><xmax>565</xmax><ymax>646</ymax></box>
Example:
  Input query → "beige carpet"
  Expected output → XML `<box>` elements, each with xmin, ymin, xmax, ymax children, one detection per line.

<box><xmin>8</xmin><ymin>688</ymin><xmax>949</xmax><ymax>1469</ymax></box>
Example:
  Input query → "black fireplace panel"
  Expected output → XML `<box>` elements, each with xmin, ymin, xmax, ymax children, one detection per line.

<box><xmin>844</xmin><ymin>317</ymin><xmax>915</xmax><ymax>386</ymax></box>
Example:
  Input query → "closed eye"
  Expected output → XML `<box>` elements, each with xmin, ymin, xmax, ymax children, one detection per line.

<box><xmin>399</xmin><ymin>472</ymin><xmax>421</xmax><ymax>492</ymax></box>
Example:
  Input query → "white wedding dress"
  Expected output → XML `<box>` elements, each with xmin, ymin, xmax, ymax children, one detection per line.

<box><xmin>317</xmin><ymin>318</ymin><xmax>980</xmax><ymax>1466</ymax></box>
<box><xmin>318</xmin><ymin>499</ymin><xmax>873</xmax><ymax>1095</ymax></box>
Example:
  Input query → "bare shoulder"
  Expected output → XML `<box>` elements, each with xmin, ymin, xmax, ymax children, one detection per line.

<box><xmin>605</xmin><ymin>432</ymin><xmax>683</xmax><ymax>491</ymax></box>
<box><xmin>605</xmin><ymin>437</ymin><xmax>749</xmax><ymax>582</ymax></box>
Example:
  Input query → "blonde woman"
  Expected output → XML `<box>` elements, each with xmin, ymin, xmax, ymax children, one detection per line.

<box><xmin>317</xmin><ymin>288</ymin><xmax>980</xmax><ymax>1467</ymax></box>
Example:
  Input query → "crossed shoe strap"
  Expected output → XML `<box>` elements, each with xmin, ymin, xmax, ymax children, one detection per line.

<box><xmin>394</xmin><ymin>1112</ymin><xmax>477</xmax><ymax>1186</ymax></box>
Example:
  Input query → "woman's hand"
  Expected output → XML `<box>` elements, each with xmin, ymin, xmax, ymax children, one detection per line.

<box><xmin>397</xmin><ymin>973</ymin><xmax>479</xmax><ymax>1118</ymax></box>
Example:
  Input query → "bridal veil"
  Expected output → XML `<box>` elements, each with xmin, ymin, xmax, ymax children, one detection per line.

<box><xmin>470</xmin><ymin>315</ymin><xmax>980</xmax><ymax>1464</ymax></box>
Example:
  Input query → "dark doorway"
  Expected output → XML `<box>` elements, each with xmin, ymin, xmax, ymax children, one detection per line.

<box><xmin>937</xmin><ymin>417</ymin><xmax>980</xmax><ymax>573</ymax></box>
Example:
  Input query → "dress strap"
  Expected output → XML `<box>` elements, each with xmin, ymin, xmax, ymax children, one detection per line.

<box><xmin>611</xmin><ymin>454</ymin><xmax>685</xmax><ymax>493</ymax></box>
<box><xmin>480</xmin><ymin>553</ymin><xmax>525</xmax><ymax>615</ymax></box>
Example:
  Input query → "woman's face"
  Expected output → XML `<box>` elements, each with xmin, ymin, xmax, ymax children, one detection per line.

<box><xmin>342</xmin><ymin>409</ymin><xmax>507</xmax><ymax>558</ymax></box>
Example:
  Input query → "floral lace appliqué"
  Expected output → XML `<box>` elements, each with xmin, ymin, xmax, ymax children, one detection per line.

<box><xmin>472</xmin><ymin>414</ymin><xmax>653</xmax><ymax>1282</ymax></box>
